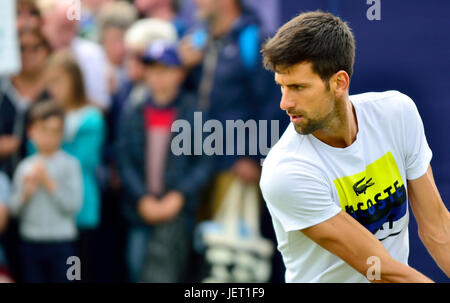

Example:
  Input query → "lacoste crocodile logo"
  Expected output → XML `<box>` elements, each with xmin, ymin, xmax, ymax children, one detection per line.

<box><xmin>353</xmin><ymin>177</ymin><xmax>375</xmax><ymax>196</ymax></box>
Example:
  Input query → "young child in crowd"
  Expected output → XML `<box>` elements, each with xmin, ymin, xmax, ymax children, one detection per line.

<box><xmin>117</xmin><ymin>41</ymin><xmax>212</xmax><ymax>283</ymax></box>
<box><xmin>9</xmin><ymin>101</ymin><xmax>83</xmax><ymax>283</ymax></box>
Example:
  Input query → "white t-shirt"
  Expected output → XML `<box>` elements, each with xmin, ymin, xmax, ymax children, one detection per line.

<box><xmin>260</xmin><ymin>90</ymin><xmax>433</xmax><ymax>283</ymax></box>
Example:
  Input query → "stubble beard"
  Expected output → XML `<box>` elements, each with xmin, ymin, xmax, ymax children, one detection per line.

<box><xmin>293</xmin><ymin>94</ymin><xmax>337</xmax><ymax>135</ymax></box>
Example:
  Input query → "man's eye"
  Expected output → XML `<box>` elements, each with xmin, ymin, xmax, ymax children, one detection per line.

<box><xmin>296</xmin><ymin>86</ymin><xmax>303</xmax><ymax>90</ymax></box>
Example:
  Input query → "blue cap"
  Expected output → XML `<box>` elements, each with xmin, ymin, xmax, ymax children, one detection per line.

<box><xmin>141</xmin><ymin>41</ymin><xmax>182</xmax><ymax>67</ymax></box>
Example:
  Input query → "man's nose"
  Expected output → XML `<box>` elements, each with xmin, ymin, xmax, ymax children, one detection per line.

<box><xmin>280</xmin><ymin>92</ymin><xmax>296</xmax><ymax>111</ymax></box>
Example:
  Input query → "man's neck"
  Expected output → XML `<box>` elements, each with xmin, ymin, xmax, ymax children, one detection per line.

<box><xmin>312</xmin><ymin>96</ymin><xmax>359</xmax><ymax>148</ymax></box>
<box><xmin>210</xmin><ymin>7</ymin><xmax>241</xmax><ymax>38</ymax></box>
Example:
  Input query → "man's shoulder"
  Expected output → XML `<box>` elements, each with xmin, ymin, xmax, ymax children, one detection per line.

<box><xmin>351</xmin><ymin>90</ymin><xmax>416</xmax><ymax>114</ymax></box>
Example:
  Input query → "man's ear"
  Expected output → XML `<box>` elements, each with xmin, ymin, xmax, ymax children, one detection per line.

<box><xmin>335</xmin><ymin>70</ymin><xmax>350</xmax><ymax>97</ymax></box>
<box><xmin>332</xmin><ymin>70</ymin><xmax>350</xmax><ymax>98</ymax></box>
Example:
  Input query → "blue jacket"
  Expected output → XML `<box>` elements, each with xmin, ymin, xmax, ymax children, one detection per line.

<box><xmin>116</xmin><ymin>91</ymin><xmax>214</xmax><ymax>227</ymax></box>
<box><xmin>194</xmin><ymin>11</ymin><xmax>289</xmax><ymax>172</ymax></box>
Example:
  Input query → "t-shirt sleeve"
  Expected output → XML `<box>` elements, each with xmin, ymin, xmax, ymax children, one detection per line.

<box><xmin>260</xmin><ymin>159</ymin><xmax>342</xmax><ymax>232</ymax></box>
<box><xmin>400</xmin><ymin>94</ymin><xmax>433</xmax><ymax>180</ymax></box>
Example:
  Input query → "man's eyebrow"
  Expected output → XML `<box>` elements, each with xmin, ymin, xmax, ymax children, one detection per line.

<box><xmin>275</xmin><ymin>80</ymin><xmax>309</xmax><ymax>87</ymax></box>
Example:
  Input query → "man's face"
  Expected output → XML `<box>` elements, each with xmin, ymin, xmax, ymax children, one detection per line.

<box><xmin>41</xmin><ymin>4</ymin><xmax>78</xmax><ymax>50</ymax></box>
<box><xmin>102</xmin><ymin>27</ymin><xmax>126</xmax><ymax>66</ymax></box>
<box><xmin>275</xmin><ymin>62</ymin><xmax>337</xmax><ymax>135</ymax></box>
<box><xmin>194</xmin><ymin>0</ymin><xmax>221</xmax><ymax>22</ymax></box>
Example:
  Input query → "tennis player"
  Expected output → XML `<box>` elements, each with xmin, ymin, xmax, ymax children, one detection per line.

<box><xmin>260</xmin><ymin>11</ymin><xmax>450</xmax><ymax>282</ymax></box>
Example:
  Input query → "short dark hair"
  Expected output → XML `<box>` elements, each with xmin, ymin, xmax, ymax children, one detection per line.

<box><xmin>262</xmin><ymin>11</ymin><xmax>355</xmax><ymax>82</ymax></box>
<box><xmin>29</xmin><ymin>100</ymin><xmax>64</xmax><ymax>125</ymax></box>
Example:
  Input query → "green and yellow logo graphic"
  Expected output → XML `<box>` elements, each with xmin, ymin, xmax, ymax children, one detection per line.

<box><xmin>333</xmin><ymin>151</ymin><xmax>407</xmax><ymax>234</ymax></box>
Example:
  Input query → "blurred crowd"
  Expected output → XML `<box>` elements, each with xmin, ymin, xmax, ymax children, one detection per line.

<box><xmin>0</xmin><ymin>0</ymin><xmax>288</xmax><ymax>283</ymax></box>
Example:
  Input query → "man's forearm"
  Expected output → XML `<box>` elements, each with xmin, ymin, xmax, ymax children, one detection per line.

<box><xmin>375</xmin><ymin>259</ymin><xmax>433</xmax><ymax>283</ymax></box>
<box><xmin>419</xmin><ymin>215</ymin><xmax>450</xmax><ymax>277</ymax></box>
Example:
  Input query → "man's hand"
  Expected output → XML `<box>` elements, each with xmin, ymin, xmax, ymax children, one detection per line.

<box><xmin>231</xmin><ymin>158</ymin><xmax>261</xmax><ymax>184</ymax></box>
<box><xmin>137</xmin><ymin>195</ymin><xmax>159</xmax><ymax>224</ymax></box>
<box><xmin>137</xmin><ymin>192</ymin><xmax>185</xmax><ymax>225</ymax></box>
<box><xmin>179</xmin><ymin>35</ymin><xmax>204</xmax><ymax>69</ymax></box>
<box><xmin>159</xmin><ymin>190</ymin><xmax>185</xmax><ymax>221</ymax></box>
<box><xmin>0</xmin><ymin>136</ymin><xmax>20</xmax><ymax>158</ymax></box>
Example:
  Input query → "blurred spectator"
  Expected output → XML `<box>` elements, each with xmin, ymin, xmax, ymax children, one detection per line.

<box><xmin>180</xmin><ymin>0</ymin><xmax>284</xmax><ymax>189</ymax></box>
<box><xmin>0</xmin><ymin>172</ymin><xmax>14</xmax><ymax>283</ymax></box>
<box><xmin>9</xmin><ymin>101</ymin><xmax>82</xmax><ymax>283</ymax></box>
<box><xmin>97</xmin><ymin>21</ymin><xmax>180</xmax><ymax>283</ymax></box>
<box><xmin>102</xmin><ymin>23</ymin><xmax>179</xmax><ymax>270</ymax></box>
<box><xmin>38</xmin><ymin>0</ymin><xmax>109</xmax><ymax>110</ymax></box>
<box><xmin>179</xmin><ymin>0</ymin><xmax>286</xmax><ymax>281</ymax></box>
<box><xmin>108</xmin><ymin>18</ymin><xmax>178</xmax><ymax>150</ymax></box>
<box><xmin>0</xmin><ymin>28</ymin><xmax>51</xmax><ymax>178</ymax></box>
<box><xmin>45</xmin><ymin>51</ymin><xmax>105</xmax><ymax>282</ymax></box>
<box><xmin>78</xmin><ymin>0</ymin><xmax>115</xmax><ymax>41</ymax></box>
<box><xmin>178</xmin><ymin>0</ymin><xmax>280</xmax><ymax>35</ymax></box>
<box><xmin>117</xmin><ymin>41</ymin><xmax>212</xmax><ymax>282</ymax></box>
<box><xmin>97</xmin><ymin>1</ymin><xmax>138</xmax><ymax>96</ymax></box>
<box><xmin>17</xmin><ymin>0</ymin><xmax>42</xmax><ymax>31</ymax></box>
<box><xmin>134</xmin><ymin>0</ymin><xmax>188</xmax><ymax>37</ymax></box>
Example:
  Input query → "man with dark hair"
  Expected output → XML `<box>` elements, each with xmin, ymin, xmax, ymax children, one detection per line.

<box><xmin>260</xmin><ymin>11</ymin><xmax>450</xmax><ymax>282</ymax></box>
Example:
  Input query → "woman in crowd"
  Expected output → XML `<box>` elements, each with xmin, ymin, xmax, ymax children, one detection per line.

<box><xmin>45</xmin><ymin>50</ymin><xmax>105</xmax><ymax>282</ymax></box>
<box><xmin>17</xmin><ymin>0</ymin><xmax>42</xmax><ymax>32</ymax></box>
<box><xmin>0</xmin><ymin>28</ymin><xmax>51</xmax><ymax>177</ymax></box>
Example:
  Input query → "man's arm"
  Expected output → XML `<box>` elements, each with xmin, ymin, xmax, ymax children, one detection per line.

<box><xmin>301</xmin><ymin>211</ymin><xmax>433</xmax><ymax>283</ymax></box>
<box><xmin>407</xmin><ymin>164</ymin><xmax>450</xmax><ymax>277</ymax></box>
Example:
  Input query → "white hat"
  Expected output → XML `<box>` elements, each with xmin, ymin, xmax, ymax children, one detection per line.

<box><xmin>124</xmin><ymin>18</ymin><xmax>178</xmax><ymax>52</ymax></box>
